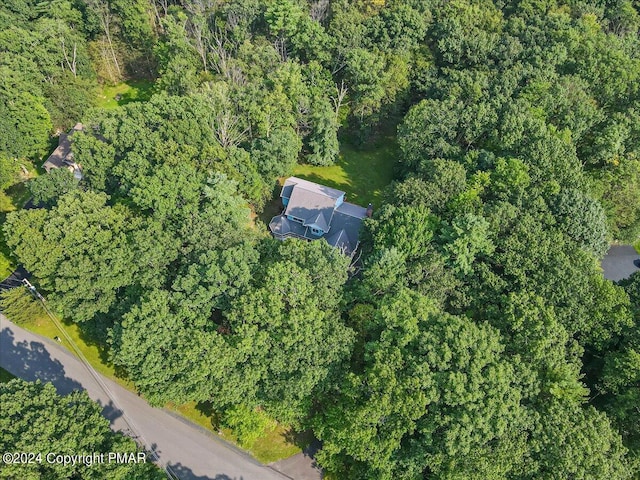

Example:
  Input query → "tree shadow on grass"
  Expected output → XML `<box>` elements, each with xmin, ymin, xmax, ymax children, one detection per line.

<box><xmin>116</xmin><ymin>81</ymin><xmax>155</xmax><ymax>107</ymax></box>
<box><xmin>70</xmin><ymin>313</ymin><xmax>136</xmax><ymax>384</ymax></box>
<box><xmin>282</xmin><ymin>428</ymin><xmax>317</xmax><ymax>455</ymax></box>
<box><xmin>68</xmin><ymin>316</ymin><xmax>118</xmax><ymax>374</ymax></box>
<box><xmin>195</xmin><ymin>400</ymin><xmax>223</xmax><ymax>429</ymax></box>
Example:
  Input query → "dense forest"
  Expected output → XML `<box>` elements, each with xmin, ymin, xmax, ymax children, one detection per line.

<box><xmin>1</xmin><ymin>0</ymin><xmax>640</xmax><ymax>478</ymax></box>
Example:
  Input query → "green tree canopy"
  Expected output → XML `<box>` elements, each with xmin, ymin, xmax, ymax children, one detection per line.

<box><xmin>224</xmin><ymin>239</ymin><xmax>354</xmax><ymax>424</ymax></box>
<box><xmin>314</xmin><ymin>289</ymin><xmax>524</xmax><ymax>480</ymax></box>
<box><xmin>4</xmin><ymin>190</ymin><xmax>137</xmax><ymax>322</ymax></box>
<box><xmin>29</xmin><ymin>168</ymin><xmax>80</xmax><ymax>207</ymax></box>
<box><xmin>0</xmin><ymin>379</ymin><xmax>164</xmax><ymax>479</ymax></box>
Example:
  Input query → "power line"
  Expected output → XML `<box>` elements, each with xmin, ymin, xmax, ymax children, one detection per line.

<box><xmin>1</xmin><ymin>277</ymin><xmax>23</xmax><ymax>284</ymax></box>
<box><xmin>0</xmin><ymin>278</ymin><xmax>25</xmax><ymax>287</ymax></box>
<box><xmin>19</xmin><ymin>280</ymin><xmax>179</xmax><ymax>480</ymax></box>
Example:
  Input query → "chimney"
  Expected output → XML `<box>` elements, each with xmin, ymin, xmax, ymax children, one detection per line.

<box><xmin>366</xmin><ymin>203</ymin><xmax>373</xmax><ymax>218</ymax></box>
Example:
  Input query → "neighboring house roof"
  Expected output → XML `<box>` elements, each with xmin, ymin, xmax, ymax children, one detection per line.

<box><xmin>42</xmin><ymin>123</ymin><xmax>83</xmax><ymax>176</ymax></box>
<box><xmin>270</xmin><ymin>177</ymin><xmax>368</xmax><ymax>255</ymax></box>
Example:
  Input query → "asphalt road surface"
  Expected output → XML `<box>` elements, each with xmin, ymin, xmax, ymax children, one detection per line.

<box><xmin>601</xmin><ymin>245</ymin><xmax>640</xmax><ymax>282</ymax></box>
<box><xmin>0</xmin><ymin>314</ymin><xmax>290</xmax><ymax>480</ymax></box>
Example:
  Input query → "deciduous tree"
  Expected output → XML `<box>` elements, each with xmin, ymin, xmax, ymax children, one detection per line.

<box><xmin>0</xmin><ymin>379</ymin><xmax>164</xmax><ymax>479</ymax></box>
<box><xmin>4</xmin><ymin>190</ymin><xmax>137</xmax><ymax>322</ymax></box>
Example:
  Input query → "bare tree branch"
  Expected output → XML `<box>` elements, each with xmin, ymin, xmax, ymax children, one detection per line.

<box><xmin>86</xmin><ymin>0</ymin><xmax>121</xmax><ymax>77</ymax></box>
<box><xmin>309</xmin><ymin>0</ymin><xmax>330</xmax><ymax>23</ymax></box>
<box><xmin>61</xmin><ymin>39</ymin><xmax>77</xmax><ymax>77</ymax></box>
<box><xmin>330</xmin><ymin>80</ymin><xmax>349</xmax><ymax>120</ymax></box>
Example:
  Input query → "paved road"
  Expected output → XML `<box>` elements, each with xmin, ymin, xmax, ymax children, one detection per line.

<box><xmin>271</xmin><ymin>442</ymin><xmax>322</xmax><ymax>480</ymax></box>
<box><xmin>0</xmin><ymin>314</ymin><xmax>289</xmax><ymax>480</ymax></box>
<box><xmin>602</xmin><ymin>245</ymin><xmax>640</xmax><ymax>282</ymax></box>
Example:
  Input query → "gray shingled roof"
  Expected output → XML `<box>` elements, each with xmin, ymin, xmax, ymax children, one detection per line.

<box><xmin>324</xmin><ymin>228</ymin><xmax>351</xmax><ymax>252</ymax></box>
<box><xmin>281</xmin><ymin>184</ymin><xmax>295</xmax><ymax>199</ymax></box>
<box><xmin>284</xmin><ymin>186</ymin><xmax>336</xmax><ymax>230</ymax></box>
<box><xmin>324</xmin><ymin>207</ymin><xmax>366</xmax><ymax>254</ymax></box>
<box><xmin>282</xmin><ymin>177</ymin><xmax>345</xmax><ymax>200</ymax></box>
<box><xmin>42</xmin><ymin>132</ymin><xmax>72</xmax><ymax>171</ymax></box>
<box><xmin>270</xmin><ymin>177</ymin><xmax>368</xmax><ymax>255</ymax></box>
<box><xmin>269</xmin><ymin>215</ymin><xmax>309</xmax><ymax>238</ymax></box>
<box><xmin>42</xmin><ymin>123</ymin><xmax>83</xmax><ymax>172</ymax></box>
<box><xmin>336</xmin><ymin>202</ymin><xmax>367</xmax><ymax>218</ymax></box>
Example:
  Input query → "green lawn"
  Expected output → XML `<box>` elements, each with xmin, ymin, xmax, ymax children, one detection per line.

<box><xmin>248</xmin><ymin>425</ymin><xmax>306</xmax><ymax>463</ymax></box>
<box><xmin>96</xmin><ymin>80</ymin><xmax>155</xmax><ymax>109</ymax></box>
<box><xmin>293</xmin><ymin>138</ymin><xmax>399</xmax><ymax>209</ymax></box>
<box><xmin>0</xmin><ymin>367</ymin><xmax>16</xmax><ymax>383</ymax></box>
<box><xmin>259</xmin><ymin>136</ymin><xmax>398</xmax><ymax>228</ymax></box>
<box><xmin>252</xmin><ymin>427</ymin><xmax>312</xmax><ymax>464</ymax></box>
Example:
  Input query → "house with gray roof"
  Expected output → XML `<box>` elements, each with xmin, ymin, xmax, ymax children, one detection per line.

<box><xmin>269</xmin><ymin>177</ymin><xmax>372</xmax><ymax>255</ymax></box>
<box><xmin>42</xmin><ymin>123</ymin><xmax>84</xmax><ymax>180</ymax></box>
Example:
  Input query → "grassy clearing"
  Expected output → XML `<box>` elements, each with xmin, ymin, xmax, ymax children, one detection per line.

<box><xmin>164</xmin><ymin>401</ymin><xmax>306</xmax><ymax>464</ymax></box>
<box><xmin>166</xmin><ymin>401</ymin><xmax>220</xmax><ymax>433</ymax></box>
<box><xmin>634</xmin><ymin>239</ymin><xmax>640</xmax><ymax>254</ymax></box>
<box><xmin>96</xmin><ymin>80</ymin><xmax>155</xmax><ymax>109</ymax></box>
<box><xmin>259</xmin><ymin>136</ymin><xmax>399</xmax><ymax>225</ymax></box>
<box><xmin>252</xmin><ymin>427</ymin><xmax>311</xmax><ymax>464</ymax></box>
<box><xmin>293</xmin><ymin>138</ymin><xmax>398</xmax><ymax>209</ymax></box>
<box><xmin>0</xmin><ymin>367</ymin><xmax>16</xmax><ymax>383</ymax></box>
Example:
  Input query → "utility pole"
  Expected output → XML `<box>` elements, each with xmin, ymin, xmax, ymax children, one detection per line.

<box><xmin>13</xmin><ymin>280</ymin><xmax>179</xmax><ymax>480</ymax></box>
<box><xmin>21</xmin><ymin>279</ymin><xmax>44</xmax><ymax>301</ymax></box>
